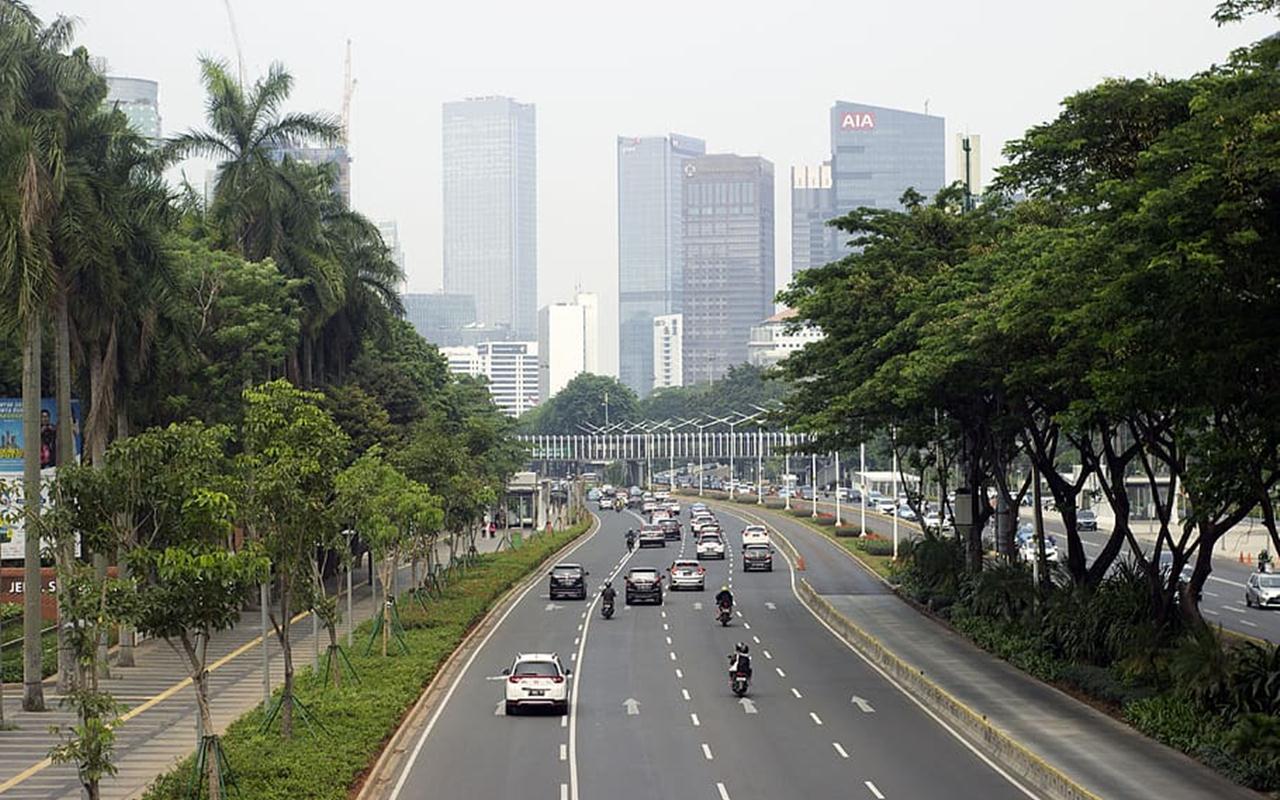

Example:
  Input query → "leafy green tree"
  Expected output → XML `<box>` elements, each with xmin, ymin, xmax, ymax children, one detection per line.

<box><xmin>237</xmin><ymin>379</ymin><xmax>348</xmax><ymax>737</ymax></box>
<box><xmin>522</xmin><ymin>373</ymin><xmax>638</xmax><ymax>434</ymax></box>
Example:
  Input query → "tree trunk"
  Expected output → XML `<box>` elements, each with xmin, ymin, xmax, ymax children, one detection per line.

<box><xmin>182</xmin><ymin>633</ymin><xmax>221</xmax><ymax>800</ymax></box>
<box><xmin>278</xmin><ymin>578</ymin><xmax>294</xmax><ymax>739</ymax></box>
<box><xmin>327</xmin><ymin>614</ymin><xmax>340</xmax><ymax>690</ymax></box>
<box><xmin>22</xmin><ymin>311</ymin><xmax>45</xmax><ymax>712</ymax></box>
<box><xmin>54</xmin><ymin>289</ymin><xmax>76</xmax><ymax>692</ymax></box>
<box><xmin>381</xmin><ymin>558</ymin><xmax>391</xmax><ymax>658</ymax></box>
<box><xmin>111</xmin><ymin>402</ymin><xmax>134</xmax><ymax>667</ymax></box>
<box><xmin>300</xmin><ymin>335</ymin><xmax>313</xmax><ymax>388</ymax></box>
<box><xmin>1032</xmin><ymin>464</ymin><xmax>1048</xmax><ymax>591</ymax></box>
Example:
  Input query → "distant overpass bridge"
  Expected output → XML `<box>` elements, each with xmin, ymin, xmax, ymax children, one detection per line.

<box><xmin>517</xmin><ymin>430</ymin><xmax>806</xmax><ymax>464</ymax></box>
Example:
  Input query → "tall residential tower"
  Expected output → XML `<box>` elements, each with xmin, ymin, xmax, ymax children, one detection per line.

<box><xmin>617</xmin><ymin>134</ymin><xmax>705</xmax><ymax>397</ymax></box>
<box><xmin>443</xmin><ymin>97</ymin><xmax>537</xmax><ymax>338</ymax></box>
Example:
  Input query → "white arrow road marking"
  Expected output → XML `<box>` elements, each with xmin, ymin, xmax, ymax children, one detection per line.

<box><xmin>494</xmin><ymin>701</ymin><xmax>505</xmax><ymax>715</ymax></box>
<box><xmin>851</xmin><ymin>695</ymin><xmax>875</xmax><ymax>713</ymax></box>
<box><xmin>765</xmin><ymin>602</ymin><xmax>776</xmax><ymax>610</ymax></box>
<box><xmin>702</xmin><ymin>743</ymin><xmax>714</xmax><ymax>760</ymax></box>
<box><xmin>865</xmin><ymin>781</ymin><xmax>885</xmax><ymax>799</ymax></box>
<box><xmin>791</xmin><ymin>687</ymin><xmax>803</xmax><ymax>699</ymax></box>
<box><xmin>833</xmin><ymin>742</ymin><xmax>850</xmax><ymax>759</ymax></box>
<box><xmin>739</xmin><ymin>697</ymin><xmax>758</xmax><ymax>714</ymax></box>
<box><xmin>691</xmin><ymin>712</ymin><xmax>701</xmax><ymax>726</ymax></box>
<box><xmin>623</xmin><ymin>698</ymin><xmax>641</xmax><ymax>716</ymax></box>
<box><xmin>810</xmin><ymin>712</ymin><xmax>824</xmax><ymax>725</ymax></box>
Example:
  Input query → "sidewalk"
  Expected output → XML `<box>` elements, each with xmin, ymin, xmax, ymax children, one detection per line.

<box><xmin>726</xmin><ymin>502</ymin><xmax>1259</xmax><ymax>800</ymax></box>
<box><xmin>0</xmin><ymin>533</ymin><xmax>506</xmax><ymax>800</ymax></box>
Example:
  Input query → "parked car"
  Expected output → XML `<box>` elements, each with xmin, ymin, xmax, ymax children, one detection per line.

<box><xmin>548</xmin><ymin>563</ymin><xmax>589</xmax><ymax>600</ymax></box>
<box><xmin>1077</xmin><ymin>509</ymin><xmax>1098</xmax><ymax>531</ymax></box>
<box><xmin>668</xmin><ymin>559</ymin><xmax>706</xmax><ymax>591</ymax></box>
<box><xmin>624</xmin><ymin>567</ymin><xmax>664</xmax><ymax>604</ymax></box>
<box><xmin>1245</xmin><ymin>572</ymin><xmax>1280</xmax><ymax>609</ymax></box>
<box><xmin>503</xmin><ymin>652</ymin><xmax>570</xmax><ymax>715</ymax></box>
<box><xmin>742</xmin><ymin>543</ymin><xmax>773</xmax><ymax>572</ymax></box>
<box><xmin>638</xmin><ymin>524</ymin><xmax>666</xmax><ymax>548</ymax></box>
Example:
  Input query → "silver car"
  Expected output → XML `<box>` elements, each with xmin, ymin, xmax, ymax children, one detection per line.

<box><xmin>668</xmin><ymin>559</ymin><xmax>706</xmax><ymax>591</ymax></box>
<box><xmin>1245</xmin><ymin>572</ymin><xmax>1280</xmax><ymax>609</ymax></box>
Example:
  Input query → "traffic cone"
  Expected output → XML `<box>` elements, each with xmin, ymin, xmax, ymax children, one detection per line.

<box><xmin>797</xmin><ymin>556</ymin><xmax>807</xmax><ymax>571</ymax></box>
<box><xmin>1239</xmin><ymin>551</ymin><xmax>1246</xmax><ymax>564</ymax></box>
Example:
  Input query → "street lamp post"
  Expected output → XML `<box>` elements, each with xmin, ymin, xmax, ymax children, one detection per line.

<box><xmin>892</xmin><ymin>434</ymin><xmax>900</xmax><ymax>560</ymax></box>
<box><xmin>811</xmin><ymin>450</ymin><xmax>818</xmax><ymax>518</ymax></box>
<box><xmin>834</xmin><ymin>451</ymin><xmax>842</xmax><ymax>525</ymax></box>
<box><xmin>756</xmin><ymin>423</ymin><xmax>764</xmax><ymax>504</ymax></box>
<box><xmin>860</xmin><ymin>441</ymin><xmax>867</xmax><ymax>537</ymax></box>
<box><xmin>784</xmin><ymin>427</ymin><xmax>792</xmax><ymax>511</ymax></box>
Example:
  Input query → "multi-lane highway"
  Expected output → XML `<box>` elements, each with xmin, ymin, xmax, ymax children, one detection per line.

<box><xmin>386</xmin><ymin>505</ymin><xmax>1035</xmax><ymax>800</ymax></box>
<box><xmin>795</xmin><ymin>494</ymin><xmax>1280</xmax><ymax>642</ymax></box>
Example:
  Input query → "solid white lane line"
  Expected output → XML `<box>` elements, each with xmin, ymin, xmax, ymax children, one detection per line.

<box><xmin>791</xmin><ymin>687</ymin><xmax>803</xmax><ymax>699</ymax></box>
<box><xmin>682</xmin><ymin>688</ymin><xmax>691</xmax><ymax>701</ymax></box>
<box><xmin>776</xmin><ymin>667</ymin><xmax>786</xmax><ymax>677</ymax></box>
<box><xmin>810</xmin><ymin>712</ymin><xmax>824</xmax><ymax>725</ymax></box>
<box><xmin>865</xmin><ymin>780</ymin><xmax>885</xmax><ymax>799</ymax></box>
<box><xmin>691</xmin><ymin>712</ymin><xmax>701</xmax><ymax>726</ymax></box>
<box><xmin>716</xmin><ymin>782</ymin><xmax>731</xmax><ymax>800</ymax></box>
<box><xmin>1223</xmin><ymin>606</ymin><xmax>1247</xmax><ymax>614</ymax></box>
<box><xmin>833</xmin><ymin>742</ymin><xmax>850</xmax><ymax>759</ymax></box>
<box><xmin>763</xmin><ymin>649</ymin><xmax>772</xmax><ymax>659</ymax></box>
<box><xmin>702</xmin><ymin>743</ymin><xmax>714</xmax><ymax>760</ymax></box>
<box><xmin>559</xmin><ymin>743</ymin><xmax>567</xmax><ymax>761</ymax></box>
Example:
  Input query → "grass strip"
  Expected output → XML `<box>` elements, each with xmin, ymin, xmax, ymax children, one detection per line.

<box><xmin>140</xmin><ymin>521</ymin><xmax>592</xmax><ymax>800</ymax></box>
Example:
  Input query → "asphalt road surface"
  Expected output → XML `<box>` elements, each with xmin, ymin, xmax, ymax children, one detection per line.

<box><xmin>388</xmin><ymin>506</ymin><xmax>1036</xmax><ymax>800</ymax></box>
<box><xmin>798</xmin><ymin>494</ymin><xmax>1280</xmax><ymax>643</ymax></box>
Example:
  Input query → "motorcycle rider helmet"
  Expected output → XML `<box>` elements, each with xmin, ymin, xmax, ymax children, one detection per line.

<box><xmin>604</xmin><ymin>580</ymin><xmax>612</xmax><ymax>589</ymax></box>
<box><xmin>721</xmin><ymin>585</ymin><xmax>729</xmax><ymax>592</ymax></box>
<box><xmin>735</xmin><ymin>642</ymin><xmax>749</xmax><ymax>654</ymax></box>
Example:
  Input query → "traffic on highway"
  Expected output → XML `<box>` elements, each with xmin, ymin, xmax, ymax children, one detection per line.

<box><xmin>387</xmin><ymin>492</ymin><xmax>1034</xmax><ymax>800</ymax></box>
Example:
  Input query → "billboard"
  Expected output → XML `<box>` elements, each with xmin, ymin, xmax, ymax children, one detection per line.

<box><xmin>0</xmin><ymin>398</ymin><xmax>82</xmax><ymax>561</ymax></box>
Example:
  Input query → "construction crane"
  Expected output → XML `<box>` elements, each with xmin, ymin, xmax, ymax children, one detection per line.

<box><xmin>341</xmin><ymin>39</ymin><xmax>357</xmax><ymax>147</ymax></box>
<box><xmin>222</xmin><ymin>0</ymin><xmax>245</xmax><ymax>87</ymax></box>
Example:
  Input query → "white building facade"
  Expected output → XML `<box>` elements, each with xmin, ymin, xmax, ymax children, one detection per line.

<box><xmin>652</xmin><ymin>313</ymin><xmax>683</xmax><ymax>389</ymax></box>
<box><xmin>441</xmin><ymin>341</ymin><xmax>539</xmax><ymax>416</ymax></box>
<box><xmin>537</xmin><ymin>292</ymin><xmax>599</xmax><ymax>403</ymax></box>
<box><xmin>747</xmin><ymin>308</ymin><xmax>823</xmax><ymax>369</ymax></box>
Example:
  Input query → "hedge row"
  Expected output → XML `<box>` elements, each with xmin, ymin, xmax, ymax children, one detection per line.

<box><xmin>141</xmin><ymin>521</ymin><xmax>593</xmax><ymax>800</ymax></box>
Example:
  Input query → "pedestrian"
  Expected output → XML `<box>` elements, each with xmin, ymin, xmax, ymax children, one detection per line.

<box><xmin>488</xmin><ymin>520</ymin><xmax>497</xmax><ymax>539</ymax></box>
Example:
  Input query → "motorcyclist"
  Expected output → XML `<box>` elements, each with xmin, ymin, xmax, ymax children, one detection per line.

<box><xmin>715</xmin><ymin>585</ymin><xmax>734</xmax><ymax>612</ymax></box>
<box><xmin>601</xmin><ymin>581</ymin><xmax>617</xmax><ymax>606</ymax></box>
<box><xmin>626</xmin><ymin>529</ymin><xmax>637</xmax><ymax>552</ymax></box>
<box><xmin>1260</xmin><ymin>549</ymin><xmax>1272</xmax><ymax>573</ymax></box>
<box><xmin>728</xmin><ymin>641</ymin><xmax>752</xmax><ymax>678</ymax></box>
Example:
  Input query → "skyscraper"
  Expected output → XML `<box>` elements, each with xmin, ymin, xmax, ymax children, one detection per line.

<box><xmin>378</xmin><ymin>220</ymin><xmax>406</xmax><ymax>277</ymax></box>
<box><xmin>104</xmin><ymin>76</ymin><xmax>161</xmax><ymax>141</ymax></box>
<box><xmin>791</xmin><ymin>102</ymin><xmax>945</xmax><ymax>273</ymax></box>
<box><xmin>401</xmin><ymin>292</ymin><xmax>477</xmax><ymax>347</ymax></box>
<box><xmin>617</xmin><ymin>134</ymin><xmax>705</xmax><ymax>397</ymax></box>
<box><xmin>441</xmin><ymin>341</ymin><xmax>539</xmax><ymax>416</ymax></box>
<box><xmin>270</xmin><ymin>144</ymin><xmax>353</xmax><ymax>204</ymax></box>
<box><xmin>443</xmin><ymin>97</ymin><xmax>537</xmax><ymax>339</ymax></box>
<box><xmin>682</xmin><ymin>154</ymin><xmax>774</xmax><ymax>386</ymax></box>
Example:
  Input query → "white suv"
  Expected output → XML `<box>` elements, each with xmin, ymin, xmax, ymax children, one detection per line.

<box><xmin>741</xmin><ymin>525</ymin><xmax>770</xmax><ymax>547</ymax></box>
<box><xmin>503</xmin><ymin>653</ymin><xmax>570</xmax><ymax>715</ymax></box>
<box><xmin>697</xmin><ymin>532</ymin><xmax>726</xmax><ymax>560</ymax></box>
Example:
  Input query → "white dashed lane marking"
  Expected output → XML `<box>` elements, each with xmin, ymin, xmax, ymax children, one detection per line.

<box><xmin>691</xmin><ymin>712</ymin><xmax>701</xmax><ymax>726</ymax></box>
<box><xmin>865</xmin><ymin>780</ymin><xmax>886</xmax><ymax>799</ymax></box>
<box><xmin>702</xmin><ymin>743</ymin><xmax>714</xmax><ymax>760</ymax></box>
<box><xmin>791</xmin><ymin>687</ymin><xmax>802</xmax><ymax>699</ymax></box>
<box><xmin>833</xmin><ymin>742</ymin><xmax>850</xmax><ymax>759</ymax></box>
<box><xmin>776</xmin><ymin>667</ymin><xmax>786</xmax><ymax>678</ymax></box>
<box><xmin>809</xmin><ymin>712</ymin><xmax>824</xmax><ymax>726</ymax></box>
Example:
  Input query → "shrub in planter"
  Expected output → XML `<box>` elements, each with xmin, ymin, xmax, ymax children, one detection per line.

<box><xmin>789</xmin><ymin>508</ymin><xmax>813</xmax><ymax>518</ymax></box>
<box><xmin>856</xmin><ymin>538</ymin><xmax>895</xmax><ymax>557</ymax></box>
<box><xmin>834</xmin><ymin>526</ymin><xmax>863</xmax><ymax>538</ymax></box>
<box><xmin>813</xmin><ymin>516</ymin><xmax>837</xmax><ymax>527</ymax></box>
<box><xmin>764</xmin><ymin>499</ymin><xmax>786</xmax><ymax>510</ymax></box>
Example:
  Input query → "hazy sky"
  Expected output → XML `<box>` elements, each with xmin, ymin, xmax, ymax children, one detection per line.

<box><xmin>33</xmin><ymin>0</ymin><xmax>1275</xmax><ymax>375</ymax></box>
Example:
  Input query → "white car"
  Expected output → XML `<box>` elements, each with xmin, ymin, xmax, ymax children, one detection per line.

<box><xmin>663</xmin><ymin>499</ymin><xmax>682</xmax><ymax>514</ymax></box>
<box><xmin>875</xmin><ymin>499</ymin><xmax>897</xmax><ymax>515</ymax></box>
<box><xmin>1020</xmin><ymin>537</ymin><xmax>1059</xmax><ymax>563</ymax></box>
<box><xmin>691</xmin><ymin>514</ymin><xmax>716</xmax><ymax>533</ymax></box>
<box><xmin>741</xmin><ymin>525</ymin><xmax>770</xmax><ymax>547</ymax></box>
<box><xmin>897</xmin><ymin>506</ymin><xmax>917</xmax><ymax>521</ymax></box>
<box><xmin>696</xmin><ymin>533</ymin><xmax>726</xmax><ymax>560</ymax></box>
<box><xmin>503</xmin><ymin>652</ymin><xmax>570</xmax><ymax>715</ymax></box>
<box><xmin>923</xmin><ymin>512</ymin><xmax>942</xmax><ymax>531</ymax></box>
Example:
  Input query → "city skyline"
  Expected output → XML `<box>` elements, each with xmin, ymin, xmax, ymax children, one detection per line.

<box><xmin>45</xmin><ymin>0</ymin><xmax>1276</xmax><ymax>379</ymax></box>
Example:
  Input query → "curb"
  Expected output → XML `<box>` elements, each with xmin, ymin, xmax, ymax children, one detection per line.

<box><xmin>795</xmin><ymin>578</ymin><xmax>1101</xmax><ymax>800</ymax></box>
<box><xmin>354</xmin><ymin>516</ymin><xmax>600</xmax><ymax>800</ymax></box>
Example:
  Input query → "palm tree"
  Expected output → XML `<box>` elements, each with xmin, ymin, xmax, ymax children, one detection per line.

<box><xmin>168</xmin><ymin>58</ymin><xmax>343</xmax><ymax>382</ymax></box>
<box><xmin>0</xmin><ymin>0</ymin><xmax>80</xmax><ymax>712</ymax></box>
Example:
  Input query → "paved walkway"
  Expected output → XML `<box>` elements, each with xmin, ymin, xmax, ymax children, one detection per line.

<box><xmin>0</xmin><ymin>532</ymin><xmax>508</xmax><ymax>800</ymax></box>
<box><xmin>715</xmin><ymin>501</ymin><xmax>1259</xmax><ymax>800</ymax></box>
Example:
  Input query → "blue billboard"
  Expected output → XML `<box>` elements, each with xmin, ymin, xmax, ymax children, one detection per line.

<box><xmin>0</xmin><ymin>397</ymin><xmax>82</xmax><ymax>473</ymax></box>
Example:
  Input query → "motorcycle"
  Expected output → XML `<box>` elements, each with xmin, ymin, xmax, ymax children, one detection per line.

<box><xmin>601</xmin><ymin>598</ymin><xmax>615</xmax><ymax>619</ymax></box>
<box><xmin>730</xmin><ymin>670</ymin><xmax>750</xmax><ymax>697</ymax></box>
<box><xmin>717</xmin><ymin>603</ymin><xmax>732</xmax><ymax>627</ymax></box>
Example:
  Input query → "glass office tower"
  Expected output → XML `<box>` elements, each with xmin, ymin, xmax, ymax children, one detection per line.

<box><xmin>443</xmin><ymin>97</ymin><xmax>537</xmax><ymax>338</ymax></box>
